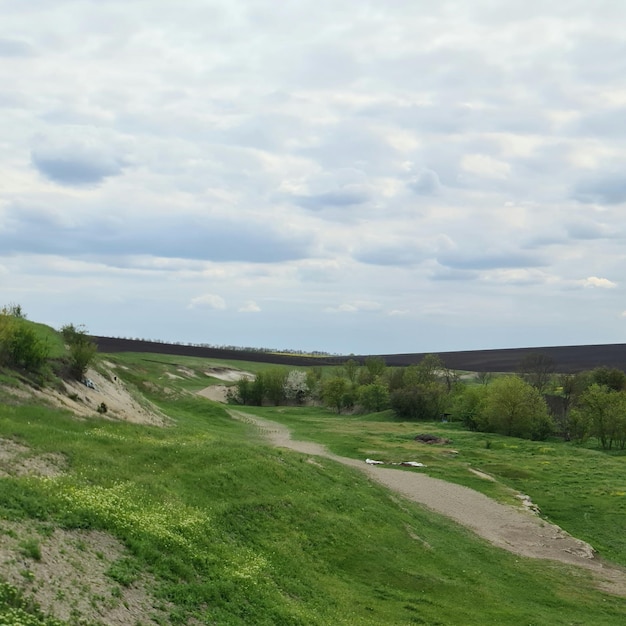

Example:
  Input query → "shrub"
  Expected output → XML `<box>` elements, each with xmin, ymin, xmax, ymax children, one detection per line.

<box><xmin>358</xmin><ymin>383</ymin><xmax>390</xmax><ymax>413</ymax></box>
<box><xmin>0</xmin><ymin>314</ymin><xmax>50</xmax><ymax>372</ymax></box>
<box><xmin>390</xmin><ymin>384</ymin><xmax>445</xmax><ymax>420</ymax></box>
<box><xmin>478</xmin><ymin>376</ymin><xmax>553</xmax><ymax>440</ymax></box>
<box><xmin>60</xmin><ymin>323</ymin><xmax>98</xmax><ymax>380</ymax></box>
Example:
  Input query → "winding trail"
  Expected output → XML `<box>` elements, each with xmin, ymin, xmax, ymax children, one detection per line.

<box><xmin>228</xmin><ymin>409</ymin><xmax>626</xmax><ymax>597</ymax></box>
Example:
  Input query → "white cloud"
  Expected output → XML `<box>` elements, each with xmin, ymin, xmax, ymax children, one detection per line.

<box><xmin>188</xmin><ymin>294</ymin><xmax>226</xmax><ymax>310</ymax></box>
<box><xmin>325</xmin><ymin>300</ymin><xmax>382</xmax><ymax>313</ymax></box>
<box><xmin>4</xmin><ymin>1</ymin><xmax>626</xmax><ymax>352</ymax></box>
<box><xmin>238</xmin><ymin>300</ymin><xmax>261</xmax><ymax>313</ymax></box>
<box><xmin>578</xmin><ymin>276</ymin><xmax>617</xmax><ymax>289</ymax></box>
<box><xmin>461</xmin><ymin>154</ymin><xmax>511</xmax><ymax>179</ymax></box>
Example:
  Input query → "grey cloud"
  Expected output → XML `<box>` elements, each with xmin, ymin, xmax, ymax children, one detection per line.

<box><xmin>31</xmin><ymin>141</ymin><xmax>127</xmax><ymax>186</ymax></box>
<box><xmin>354</xmin><ymin>243</ymin><xmax>427</xmax><ymax>267</ymax></box>
<box><xmin>286</xmin><ymin>168</ymin><xmax>372</xmax><ymax>211</ymax></box>
<box><xmin>566</xmin><ymin>221</ymin><xmax>615</xmax><ymax>240</ymax></box>
<box><xmin>408</xmin><ymin>169</ymin><xmax>442</xmax><ymax>195</ymax></box>
<box><xmin>438</xmin><ymin>252</ymin><xmax>546</xmax><ymax>271</ymax></box>
<box><xmin>276</xmin><ymin>43</ymin><xmax>361</xmax><ymax>90</ymax></box>
<box><xmin>567</xmin><ymin>35</ymin><xmax>626</xmax><ymax>85</ymax></box>
<box><xmin>574</xmin><ymin>175</ymin><xmax>626</xmax><ymax>205</ymax></box>
<box><xmin>572</xmin><ymin>108</ymin><xmax>626</xmax><ymax>138</ymax></box>
<box><xmin>430</xmin><ymin>268</ymin><xmax>479</xmax><ymax>282</ymax></box>
<box><xmin>0</xmin><ymin>206</ymin><xmax>313</xmax><ymax>264</ymax></box>
<box><xmin>0</xmin><ymin>37</ymin><xmax>36</xmax><ymax>57</ymax></box>
<box><xmin>296</xmin><ymin>121</ymin><xmax>398</xmax><ymax>171</ymax></box>
<box><xmin>294</xmin><ymin>188</ymin><xmax>370</xmax><ymax>210</ymax></box>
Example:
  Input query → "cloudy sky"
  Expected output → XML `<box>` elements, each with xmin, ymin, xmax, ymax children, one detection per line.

<box><xmin>1</xmin><ymin>0</ymin><xmax>625</xmax><ymax>354</ymax></box>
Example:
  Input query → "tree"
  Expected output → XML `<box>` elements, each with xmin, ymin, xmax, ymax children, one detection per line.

<box><xmin>358</xmin><ymin>356</ymin><xmax>386</xmax><ymax>385</ymax></box>
<box><xmin>234</xmin><ymin>377</ymin><xmax>253</xmax><ymax>404</ymax></box>
<box><xmin>0</xmin><ymin>314</ymin><xmax>50</xmax><ymax>372</ymax></box>
<box><xmin>61</xmin><ymin>324</ymin><xmax>97</xmax><ymax>380</ymax></box>
<box><xmin>475</xmin><ymin>371</ymin><xmax>493</xmax><ymax>386</ymax></box>
<box><xmin>451</xmin><ymin>386</ymin><xmax>486</xmax><ymax>431</ymax></box>
<box><xmin>306</xmin><ymin>367</ymin><xmax>323</xmax><ymax>400</ymax></box>
<box><xmin>390</xmin><ymin>383</ymin><xmax>445</xmax><ymax>420</ymax></box>
<box><xmin>1</xmin><ymin>303</ymin><xmax>26</xmax><ymax>319</ymax></box>
<box><xmin>358</xmin><ymin>383</ymin><xmax>390</xmax><ymax>413</ymax></box>
<box><xmin>323</xmin><ymin>377</ymin><xmax>348</xmax><ymax>413</ymax></box>
<box><xmin>404</xmin><ymin>354</ymin><xmax>444</xmax><ymax>387</ymax></box>
<box><xmin>249</xmin><ymin>375</ymin><xmax>266</xmax><ymax>406</ymax></box>
<box><xmin>551</xmin><ymin>372</ymin><xmax>592</xmax><ymax>439</ymax></box>
<box><xmin>385</xmin><ymin>367</ymin><xmax>405</xmax><ymax>392</ymax></box>
<box><xmin>341</xmin><ymin>359</ymin><xmax>360</xmax><ymax>385</ymax></box>
<box><xmin>479</xmin><ymin>376</ymin><xmax>553</xmax><ymax>440</ymax></box>
<box><xmin>572</xmin><ymin>384</ymin><xmax>626</xmax><ymax>450</ymax></box>
<box><xmin>517</xmin><ymin>352</ymin><xmax>555</xmax><ymax>393</ymax></box>
<box><xmin>283</xmin><ymin>370</ymin><xmax>309</xmax><ymax>404</ymax></box>
<box><xmin>263</xmin><ymin>368</ymin><xmax>288</xmax><ymax>406</ymax></box>
<box><xmin>591</xmin><ymin>367</ymin><xmax>626</xmax><ymax>392</ymax></box>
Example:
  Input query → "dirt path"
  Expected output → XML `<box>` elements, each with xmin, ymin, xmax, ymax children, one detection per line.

<box><xmin>228</xmin><ymin>409</ymin><xmax>626</xmax><ymax>597</ymax></box>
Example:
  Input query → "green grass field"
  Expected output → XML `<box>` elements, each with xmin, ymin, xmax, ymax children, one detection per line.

<box><xmin>1</xmin><ymin>350</ymin><xmax>625</xmax><ymax>624</ymax></box>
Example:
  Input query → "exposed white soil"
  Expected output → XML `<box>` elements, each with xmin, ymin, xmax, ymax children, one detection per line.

<box><xmin>204</xmin><ymin>367</ymin><xmax>254</xmax><ymax>382</ymax></box>
<box><xmin>228</xmin><ymin>409</ymin><xmax>626</xmax><ymax>598</ymax></box>
<box><xmin>0</xmin><ymin>520</ymin><xmax>169</xmax><ymax>625</ymax></box>
<box><xmin>197</xmin><ymin>385</ymin><xmax>231</xmax><ymax>403</ymax></box>
<box><xmin>196</xmin><ymin>368</ymin><xmax>255</xmax><ymax>403</ymax></box>
<box><xmin>0</xmin><ymin>438</ymin><xmax>66</xmax><ymax>478</ymax></box>
<box><xmin>2</xmin><ymin>365</ymin><xmax>169</xmax><ymax>426</ymax></box>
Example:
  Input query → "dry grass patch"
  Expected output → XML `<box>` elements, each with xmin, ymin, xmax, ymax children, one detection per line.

<box><xmin>0</xmin><ymin>520</ymin><xmax>169</xmax><ymax>626</ymax></box>
<box><xmin>0</xmin><ymin>438</ymin><xmax>66</xmax><ymax>479</ymax></box>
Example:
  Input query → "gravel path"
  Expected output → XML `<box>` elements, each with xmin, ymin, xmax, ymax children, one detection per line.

<box><xmin>228</xmin><ymin>409</ymin><xmax>626</xmax><ymax>597</ymax></box>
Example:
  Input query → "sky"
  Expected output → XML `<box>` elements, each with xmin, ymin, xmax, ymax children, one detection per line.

<box><xmin>1</xmin><ymin>0</ymin><xmax>625</xmax><ymax>355</ymax></box>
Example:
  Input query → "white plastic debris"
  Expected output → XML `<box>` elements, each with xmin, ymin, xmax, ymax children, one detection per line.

<box><xmin>365</xmin><ymin>458</ymin><xmax>384</xmax><ymax>465</ymax></box>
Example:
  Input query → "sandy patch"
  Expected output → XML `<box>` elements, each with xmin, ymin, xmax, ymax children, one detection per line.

<box><xmin>196</xmin><ymin>368</ymin><xmax>254</xmax><ymax>404</ymax></box>
<box><xmin>163</xmin><ymin>372</ymin><xmax>183</xmax><ymax>380</ymax></box>
<box><xmin>197</xmin><ymin>385</ymin><xmax>231</xmax><ymax>403</ymax></box>
<box><xmin>228</xmin><ymin>409</ymin><xmax>626</xmax><ymax>598</ymax></box>
<box><xmin>204</xmin><ymin>367</ymin><xmax>254</xmax><ymax>382</ymax></box>
<box><xmin>10</xmin><ymin>365</ymin><xmax>170</xmax><ymax>427</ymax></box>
<box><xmin>0</xmin><ymin>438</ymin><xmax>66</xmax><ymax>478</ymax></box>
<box><xmin>0</xmin><ymin>520</ymin><xmax>169</xmax><ymax>625</ymax></box>
<box><xmin>469</xmin><ymin>468</ymin><xmax>496</xmax><ymax>481</ymax></box>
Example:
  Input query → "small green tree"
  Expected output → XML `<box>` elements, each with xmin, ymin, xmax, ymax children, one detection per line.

<box><xmin>264</xmin><ymin>368</ymin><xmax>288</xmax><ymax>405</ymax></box>
<box><xmin>0</xmin><ymin>313</ymin><xmax>50</xmax><ymax>372</ymax></box>
<box><xmin>591</xmin><ymin>367</ymin><xmax>626</xmax><ymax>392</ymax></box>
<box><xmin>573</xmin><ymin>384</ymin><xmax>626</xmax><ymax>450</ymax></box>
<box><xmin>323</xmin><ymin>377</ymin><xmax>348</xmax><ymax>413</ymax></box>
<box><xmin>341</xmin><ymin>359</ymin><xmax>360</xmax><ymax>385</ymax></box>
<box><xmin>478</xmin><ymin>376</ymin><xmax>553</xmax><ymax>440</ymax></box>
<box><xmin>517</xmin><ymin>352</ymin><xmax>556</xmax><ymax>393</ymax></box>
<box><xmin>451</xmin><ymin>386</ymin><xmax>486</xmax><ymax>431</ymax></box>
<box><xmin>1</xmin><ymin>303</ymin><xmax>26</xmax><ymax>319</ymax></box>
<box><xmin>234</xmin><ymin>377</ymin><xmax>253</xmax><ymax>404</ymax></box>
<box><xmin>358</xmin><ymin>383</ymin><xmax>390</xmax><ymax>413</ymax></box>
<box><xmin>475</xmin><ymin>371</ymin><xmax>493</xmax><ymax>386</ymax></box>
<box><xmin>358</xmin><ymin>356</ymin><xmax>386</xmax><ymax>385</ymax></box>
<box><xmin>61</xmin><ymin>323</ymin><xmax>97</xmax><ymax>380</ymax></box>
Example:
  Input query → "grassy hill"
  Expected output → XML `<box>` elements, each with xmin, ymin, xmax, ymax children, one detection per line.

<box><xmin>1</xmin><ymin>333</ymin><xmax>625</xmax><ymax>624</ymax></box>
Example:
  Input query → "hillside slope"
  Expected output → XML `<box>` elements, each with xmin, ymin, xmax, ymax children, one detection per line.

<box><xmin>1</xmin><ymin>350</ymin><xmax>626</xmax><ymax>624</ymax></box>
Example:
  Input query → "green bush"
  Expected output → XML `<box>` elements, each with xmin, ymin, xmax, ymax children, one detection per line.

<box><xmin>60</xmin><ymin>324</ymin><xmax>97</xmax><ymax>380</ymax></box>
<box><xmin>478</xmin><ymin>376</ymin><xmax>553</xmax><ymax>440</ymax></box>
<box><xmin>0</xmin><ymin>314</ymin><xmax>50</xmax><ymax>373</ymax></box>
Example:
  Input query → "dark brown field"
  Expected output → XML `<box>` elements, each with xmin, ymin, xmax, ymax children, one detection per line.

<box><xmin>93</xmin><ymin>336</ymin><xmax>626</xmax><ymax>373</ymax></box>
